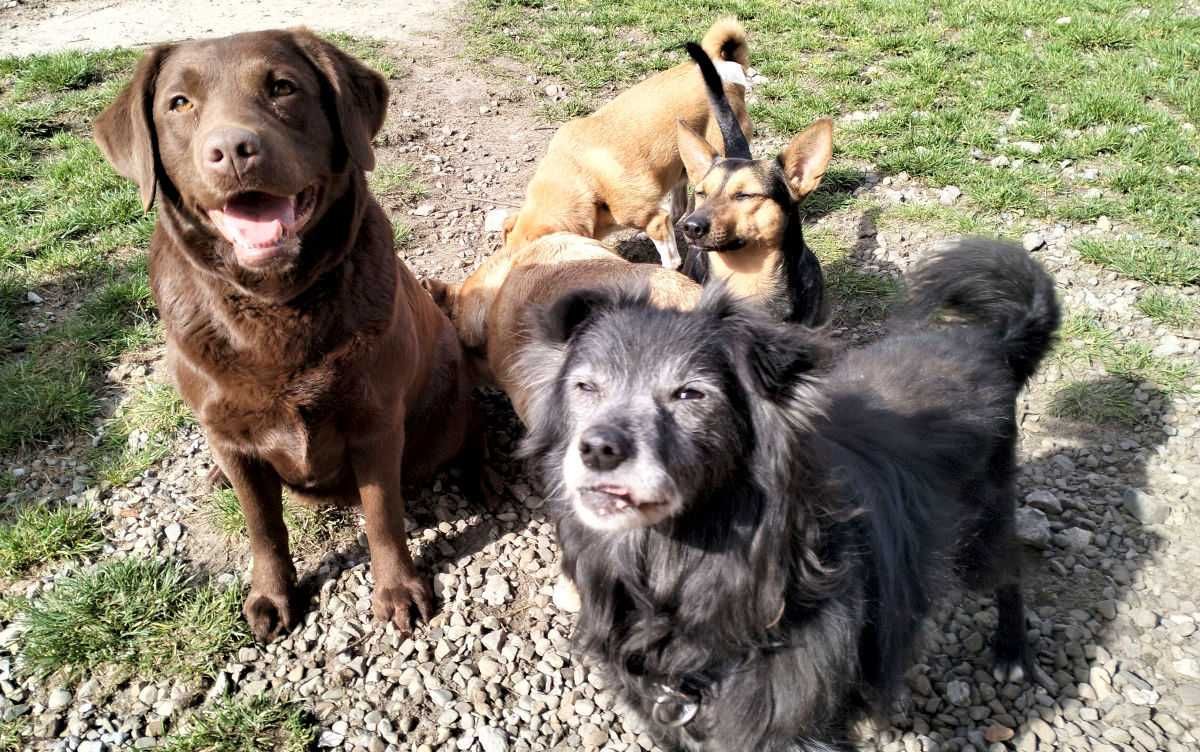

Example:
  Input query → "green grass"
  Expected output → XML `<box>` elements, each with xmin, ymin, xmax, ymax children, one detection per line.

<box><xmin>1076</xmin><ymin>238</ymin><xmax>1200</xmax><ymax>286</ymax></box>
<box><xmin>1049</xmin><ymin>379</ymin><xmax>1140</xmax><ymax>426</ymax></box>
<box><xmin>1137</xmin><ymin>289</ymin><xmax>1198</xmax><ymax>329</ymax></box>
<box><xmin>161</xmin><ymin>696</ymin><xmax>317</xmax><ymax>752</ymax></box>
<box><xmin>807</xmin><ymin>228</ymin><xmax>900</xmax><ymax>319</ymax></box>
<box><xmin>206</xmin><ymin>488</ymin><xmax>342</xmax><ymax>554</ymax></box>
<box><xmin>1057</xmin><ymin>312</ymin><xmax>1195</xmax><ymax>393</ymax></box>
<box><xmin>18</xmin><ymin>558</ymin><xmax>247</xmax><ymax>681</ymax></box>
<box><xmin>469</xmin><ymin>0</ymin><xmax>1200</xmax><ymax>249</ymax></box>
<box><xmin>0</xmin><ymin>719</ymin><xmax>25</xmax><ymax>752</ymax></box>
<box><xmin>94</xmin><ymin>381</ymin><xmax>194</xmax><ymax>485</ymax></box>
<box><xmin>0</xmin><ymin>504</ymin><xmax>103</xmax><ymax>576</ymax></box>
<box><xmin>0</xmin><ymin>48</ymin><xmax>157</xmax><ymax>451</ymax></box>
<box><xmin>369</xmin><ymin>162</ymin><xmax>426</xmax><ymax>203</ymax></box>
<box><xmin>322</xmin><ymin>33</ymin><xmax>401</xmax><ymax>79</ymax></box>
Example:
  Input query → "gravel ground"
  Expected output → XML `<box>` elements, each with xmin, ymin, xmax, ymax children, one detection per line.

<box><xmin>2</xmin><ymin>10</ymin><xmax>1200</xmax><ymax>752</ymax></box>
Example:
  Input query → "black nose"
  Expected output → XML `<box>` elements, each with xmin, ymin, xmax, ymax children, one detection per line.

<box><xmin>579</xmin><ymin>425</ymin><xmax>633</xmax><ymax>472</ymax></box>
<box><xmin>203</xmin><ymin>127</ymin><xmax>262</xmax><ymax>177</ymax></box>
<box><xmin>681</xmin><ymin>214</ymin><xmax>710</xmax><ymax>240</ymax></box>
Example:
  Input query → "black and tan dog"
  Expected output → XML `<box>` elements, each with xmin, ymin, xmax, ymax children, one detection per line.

<box><xmin>677</xmin><ymin>43</ymin><xmax>832</xmax><ymax>326</ymax></box>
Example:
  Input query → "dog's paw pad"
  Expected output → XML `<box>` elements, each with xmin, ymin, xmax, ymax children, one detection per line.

<box><xmin>243</xmin><ymin>590</ymin><xmax>297</xmax><ymax>643</ymax></box>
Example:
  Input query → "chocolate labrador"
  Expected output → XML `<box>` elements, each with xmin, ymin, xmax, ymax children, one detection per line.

<box><xmin>94</xmin><ymin>29</ymin><xmax>474</xmax><ymax>641</ymax></box>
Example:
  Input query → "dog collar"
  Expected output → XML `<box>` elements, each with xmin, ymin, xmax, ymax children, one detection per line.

<box><xmin>652</xmin><ymin>683</ymin><xmax>700</xmax><ymax>727</ymax></box>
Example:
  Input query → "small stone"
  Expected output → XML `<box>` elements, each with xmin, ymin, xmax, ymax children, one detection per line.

<box><xmin>946</xmin><ymin>680</ymin><xmax>971</xmax><ymax>706</ymax></box>
<box><xmin>164</xmin><ymin>523</ymin><xmax>182</xmax><ymax>543</ymax></box>
<box><xmin>483</xmin><ymin>208</ymin><xmax>509</xmax><ymax>234</ymax></box>
<box><xmin>1024</xmin><ymin>489</ymin><xmax>1060</xmax><ymax>515</ymax></box>
<box><xmin>47</xmin><ymin>688</ymin><xmax>73</xmax><ymax>710</ymax></box>
<box><xmin>1022</xmin><ymin>232</ymin><xmax>1045</xmax><ymax>251</ymax></box>
<box><xmin>1014</xmin><ymin>141</ymin><xmax>1043</xmax><ymax>155</ymax></box>
<box><xmin>79</xmin><ymin>742</ymin><xmax>104</xmax><ymax>752</ymax></box>
<box><xmin>990</xmin><ymin>155</ymin><xmax>1011</xmax><ymax>168</ymax></box>
<box><xmin>984</xmin><ymin>725</ymin><xmax>1014</xmax><ymax>743</ymax></box>
<box><xmin>412</xmin><ymin>201</ymin><xmax>436</xmax><ymax>217</ymax></box>
<box><xmin>579</xmin><ymin>723</ymin><xmax>608</xmax><ymax>748</ymax></box>
<box><xmin>483</xmin><ymin>576</ymin><xmax>511</xmax><ymax>606</ymax></box>
<box><xmin>428</xmin><ymin>688</ymin><xmax>453</xmax><ymax>707</ymax></box>
<box><xmin>1056</xmin><ymin>16</ymin><xmax>1072</xmax><ymax>24</ymax></box>
<box><xmin>938</xmin><ymin>186</ymin><xmax>962</xmax><ymax>205</ymax></box>
<box><xmin>26</xmin><ymin>291</ymin><xmax>44</xmax><ymax>304</ymax></box>
<box><xmin>1056</xmin><ymin>527</ymin><xmax>1092</xmax><ymax>551</ymax></box>
<box><xmin>477</xmin><ymin>726</ymin><xmax>509</xmax><ymax>752</ymax></box>
<box><xmin>317</xmin><ymin>730</ymin><xmax>345</xmax><ymax>748</ymax></box>
<box><xmin>1015</xmin><ymin>507</ymin><xmax>1051</xmax><ymax>548</ymax></box>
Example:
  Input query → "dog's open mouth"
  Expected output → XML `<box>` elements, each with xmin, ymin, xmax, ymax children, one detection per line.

<box><xmin>208</xmin><ymin>186</ymin><xmax>318</xmax><ymax>268</ymax></box>
<box><xmin>580</xmin><ymin>484</ymin><xmax>667</xmax><ymax>519</ymax></box>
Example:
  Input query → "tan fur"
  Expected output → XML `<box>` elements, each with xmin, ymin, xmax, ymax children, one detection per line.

<box><xmin>503</xmin><ymin>18</ymin><xmax>753</xmax><ymax>264</ymax></box>
<box><xmin>433</xmin><ymin>234</ymin><xmax>700</xmax><ymax>423</ymax></box>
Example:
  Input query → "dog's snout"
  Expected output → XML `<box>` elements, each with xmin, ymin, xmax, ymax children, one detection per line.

<box><xmin>579</xmin><ymin>425</ymin><xmax>633</xmax><ymax>471</ymax></box>
<box><xmin>203</xmin><ymin>127</ymin><xmax>262</xmax><ymax>177</ymax></box>
<box><xmin>681</xmin><ymin>214</ymin><xmax>710</xmax><ymax>240</ymax></box>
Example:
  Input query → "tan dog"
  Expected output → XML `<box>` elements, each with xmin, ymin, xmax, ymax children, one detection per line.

<box><xmin>424</xmin><ymin>234</ymin><xmax>699</xmax><ymax>424</ymax></box>
<box><xmin>501</xmin><ymin>18</ymin><xmax>753</xmax><ymax>269</ymax></box>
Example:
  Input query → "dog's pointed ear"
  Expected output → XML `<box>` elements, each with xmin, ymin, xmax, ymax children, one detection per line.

<box><xmin>290</xmin><ymin>28</ymin><xmax>389</xmax><ymax>172</ymax></box>
<box><xmin>535</xmin><ymin>288</ymin><xmax>615</xmax><ymax>345</ymax></box>
<box><xmin>677</xmin><ymin>119</ymin><xmax>719</xmax><ymax>185</ymax></box>
<box><xmin>778</xmin><ymin>117</ymin><xmax>833</xmax><ymax>200</ymax></box>
<box><xmin>94</xmin><ymin>45</ymin><xmax>173</xmax><ymax>211</ymax></box>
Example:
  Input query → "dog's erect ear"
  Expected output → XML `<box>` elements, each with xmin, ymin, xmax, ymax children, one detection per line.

<box><xmin>778</xmin><ymin>118</ymin><xmax>833</xmax><ymax>200</ymax></box>
<box><xmin>677</xmin><ymin>120</ymin><xmax>719</xmax><ymax>185</ymax></box>
<box><xmin>94</xmin><ymin>45</ymin><xmax>173</xmax><ymax>211</ymax></box>
<box><xmin>535</xmin><ymin>288</ymin><xmax>615</xmax><ymax>345</ymax></box>
<box><xmin>290</xmin><ymin>28</ymin><xmax>389</xmax><ymax>172</ymax></box>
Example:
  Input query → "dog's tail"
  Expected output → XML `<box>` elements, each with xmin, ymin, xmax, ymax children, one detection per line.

<box><xmin>700</xmin><ymin>16</ymin><xmax>748</xmax><ymax>67</ymax></box>
<box><xmin>685</xmin><ymin>41</ymin><xmax>752</xmax><ymax>159</ymax></box>
<box><xmin>907</xmin><ymin>238</ymin><xmax>1060</xmax><ymax>385</ymax></box>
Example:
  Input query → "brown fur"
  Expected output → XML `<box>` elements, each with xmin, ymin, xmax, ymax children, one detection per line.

<box><xmin>502</xmin><ymin>18</ymin><xmax>752</xmax><ymax>268</ymax></box>
<box><xmin>678</xmin><ymin>118</ymin><xmax>834</xmax><ymax>324</ymax></box>
<box><xmin>94</xmin><ymin>29</ymin><xmax>474</xmax><ymax>642</ymax></box>
<box><xmin>425</xmin><ymin>234</ymin><xmax>699</xmax><ymax>424</ymax></box>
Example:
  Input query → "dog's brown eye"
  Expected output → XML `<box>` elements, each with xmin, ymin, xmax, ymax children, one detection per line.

<box><xmin>674</xmin><ymin>387</ymin><xmax>705</xmax><ymax>401</ymax></box>
<box><xmin>169</xmin><ymin>95</ymin><xmax>193</xmax><ymax>112</ymax></box>
<box><xmin>270</xmin><ymin>79</ymin><xmax>297</xmax><ymax>97</ymax></box>
<box><xmin>734</xmin><ymin>192</ymin><xmax>753</xmax><ymax>201</ymax></box>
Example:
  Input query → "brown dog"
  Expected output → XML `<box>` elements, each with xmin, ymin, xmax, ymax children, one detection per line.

<box><xmin>501</xmin><ymin>18</ymin><xmax>753</xmax><ymax>269</ymax></box>
<box><xmin>94</xmin><ymin>30</ymin><xmax>474</xmax><ymax>641</ymax></box>
<box><xmin>424</xmin><ymin>234</ymin><xmax>699</xmax><ymax>424</ymax></box>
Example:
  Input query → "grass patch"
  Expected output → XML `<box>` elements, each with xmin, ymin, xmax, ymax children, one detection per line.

<box><xmin>18</xmin><ymin>558</ymin><xmax>246</xmax><ymax>681</ymax></box>
<box><xmin>94</xmin><ymin>381</ymin><xmax>194</xmax><ymax>485</ymax></box>
<box><xmin>1049</xmin><ymin>379</ymin><xmax>1139</xmax><ymax>427</ymax></box>
<box><xmin>468</xmin><ymin>0</ymin><xmax>1200</xmax><ymax>245</ymax></box>
<box><xmin>1057</xmin><ymin>312</ymin><xmax>1195</xmax><ymax>393</ymax></box>
<box><xmin>1076</xmin><ymin>238</ymin><xmax>1200</xmax><ymax>286</ymax></box>
<box><xmin>0</xmin><ymin>505</ymin><xmax>103</xmax><ymax>576</ymax></box>
<box><xmin>807</xmin><ymin>229</ymin><xmax>900</xmax><ymax>319</ymax></box>
<box><xmin>322</xmin><ymin>33</ymin><xmax>401</xmax><ymax>79</ymax></box>
<box><xmin>1</xmin><ymin>48</ymin><xmax>158</xmax><ymax>451</ymax></box>
<box><xmin>206</xmin><ymin>488</ymin><xmax>342</xmax><ymax>554</ymax></box>
<box><xmin>369</xmin><ymin>162</ymin><xmax>426</xmax><ymax>203</ymax></box>
<box><xmin>161</xmin><ymin>696</ymin><xmax>317</xmax><ymax>752</ymax></box>
<box><xmin>1136</xmin><ymin>289</ymin><xmax>1198</xmax><ymax>329</ymax></box>
<box><xmin>0</xmin><ymin>719</ymin><xmax>25</xmax><ymax>752</ymax></box>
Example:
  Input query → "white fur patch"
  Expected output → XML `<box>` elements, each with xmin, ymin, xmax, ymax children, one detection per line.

<box><xmin>714</xmin><ymin>59</ymin><xmax>750</xmax><ymax>91</ymax></box>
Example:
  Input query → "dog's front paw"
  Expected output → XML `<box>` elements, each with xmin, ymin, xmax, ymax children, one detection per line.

<box><xmin>373</xmin><ymin>575</ymin><xmax>434</xmax><ymax>636</ymax></box>
<box><xmin>992</xmin><ymin>637</ymin><xmax>1033</xmax><ymax>684</ymax></box>
<box><xmin>243</xmin><ymin>587</ymin><xmax>297</xmax><ymax>642</ymax></box>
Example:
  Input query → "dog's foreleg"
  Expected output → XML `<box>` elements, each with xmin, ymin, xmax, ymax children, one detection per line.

<box><xmin>352</xmin><ymin>433</ymin><xmax>435</xmax><ymax>637</ymax></box>
<box><xmin>646</xmin><ymin>210</ymin><xmax>683</xmax><ymax>269</ymax></box>
<box><xmin>211</xmin><ymin>446</ymin><xmax>297</xmax><ymax>643</ymax></box>
<box><xmin>992</xmin><ymin>580</ymin><xmax>1032</xmax><ymax>684</ymax></box>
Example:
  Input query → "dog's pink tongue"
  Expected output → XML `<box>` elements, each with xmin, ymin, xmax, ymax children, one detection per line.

<box><xmin>217</xmin><ymin>193</ymin><xmax>295</xmax><ymax>248</ymax></box>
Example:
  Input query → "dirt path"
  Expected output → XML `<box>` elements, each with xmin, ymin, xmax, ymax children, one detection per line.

<box><xmin>0</xmin><ymin>0</ymin><xmax>450</xmax><ymax>54</ymax></box>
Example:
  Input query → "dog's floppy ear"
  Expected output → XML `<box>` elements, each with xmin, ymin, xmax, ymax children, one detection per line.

<box><xmin>677</xmin><ymin>120</ymin><xmax>719</xmax><ymax>185</ymax></box>
<box><xmin>778</xmin><ymin>117</ymin><xmax>833</xmax><ymax>200</ymax></box>
<box><xmin>535</xmin><ymin>288</ymin><xmax>615</xmax><ymax>345</ymax></box>
<box><xmin>290</xmin><ymin>28</ymin><xmax>389</xmax><ymax>172</ymax></box>
<box><xmin>94</xmin><ymin>45</ymin><xmax>173</xmax><ymax>211</ymax></box>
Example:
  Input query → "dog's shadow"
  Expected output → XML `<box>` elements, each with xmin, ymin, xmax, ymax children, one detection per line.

<box><xmin>859</xmin><ymin>377</ymin><xmax>1171</xmax><ymax>749</ymax></box>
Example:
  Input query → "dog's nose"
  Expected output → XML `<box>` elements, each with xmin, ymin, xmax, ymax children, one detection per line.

<box><xmin>681</xmin><ymin>215</ymin><xmax>710</xmax><ymax>240</ymax></box>
<box><xmin>579</xmin><ymin>425</ymin><xmax>632</xmax><ymax>472</ymax></box>
<box><xmin>203</xmin><ymin>127</ymin><xmax>262</xmax><ymax>177</ymax></box>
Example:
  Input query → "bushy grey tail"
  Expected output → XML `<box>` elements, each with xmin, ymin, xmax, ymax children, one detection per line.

<box><xmin>906</xmin><ymin>238</ymin><xmax>1060</xmax><ymax>385</ymax></box>
<box><xmin>684</xmin><ymin>42</ymin><xmax>751</xmax><ymax>160</ymax></box>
